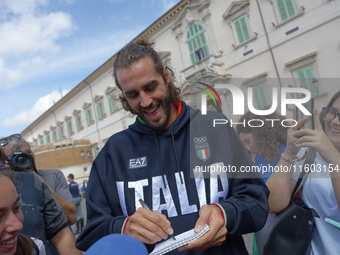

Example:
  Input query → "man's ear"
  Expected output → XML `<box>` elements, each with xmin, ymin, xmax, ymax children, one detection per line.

<box><xmin>163</xmin><ymin>66</ymin><xmax>170</xmax><ymax>85</ymax></box>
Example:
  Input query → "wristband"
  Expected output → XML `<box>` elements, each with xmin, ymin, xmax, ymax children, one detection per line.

<box><xmin>121</xmin><ymin>216</ymin><xmax>131</xmax><ymax>234</ymax></box>
<box><xmin>281</xmin><ymin>153</ymin><xmax>296</xmax><ymax>163</ymax></box>
<box><xmin>212</xmin><ymin>203</ymin><xmax>227</xmax><ymax>227</ymax></box>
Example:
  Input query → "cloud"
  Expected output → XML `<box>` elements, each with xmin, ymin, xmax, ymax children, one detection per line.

<box><xmin>0</xmin><ymin>0</ymin><xmax>75</xmax><ymax>89</ymax></box>
<box><xmin>1</xmin><ymin>89</ymin><xmax>69</xmax><ymax>128</ymax></box>
<box><xmin>0</xmin><ymin>0</ymin><xmax>48</xmax><ymax>16</ymax></box>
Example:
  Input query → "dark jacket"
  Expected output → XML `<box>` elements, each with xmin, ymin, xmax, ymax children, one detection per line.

<box><xmin>76</xmin><ymin>102</ymin><xmax>269</xmax><ymax>254</ymax></box>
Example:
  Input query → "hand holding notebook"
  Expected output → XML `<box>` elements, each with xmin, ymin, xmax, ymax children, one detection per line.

<box><xmin>150</xmin><ymin>224</ymin><xmax>210</xmax><ymax>255</ymax></box>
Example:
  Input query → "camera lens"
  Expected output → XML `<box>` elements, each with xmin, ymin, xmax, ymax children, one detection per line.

<box><xmin>6</xmin><ymin>150</ymin><xmax>34</xmax><ymax>171</ymax></box>
<box><xmin>13</xmin><ymin>154</ymin><xmax>32</xmax><ymax>170</ymax></box>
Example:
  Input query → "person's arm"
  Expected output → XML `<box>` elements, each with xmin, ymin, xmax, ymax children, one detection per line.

<box><xmin>33</xmin><ymin>171</ymin><xmax>77</xmax><ymax>225</ymax></box>
<box><xmin>266</xmin><ymin>108</ymin><xmax>308</xmax><ymax>213</ymax></box>
<box><xmin>293</xmin><ymin>109</ymin><xmax>340</xmax><ymax>210</ymax></box>
<box><xmin>36</xmin><ymin>175</ymin><xmax>79</xmax><ymax>254</ymax></box>
<box><xmin>48</xmin><ymin>188</ymin><xmax>76</xmax><ymax>225</ymax></box>
<box><xmin>50</xmin><ymin>226</ymin><xmax>82</xmax><ymax>255</ymax></box>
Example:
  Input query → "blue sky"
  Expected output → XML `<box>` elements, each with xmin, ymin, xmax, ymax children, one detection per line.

<box><xmin>0</xmin><ymin>0</ymin><xmax>181</xmax><ymax>138</ymax></box>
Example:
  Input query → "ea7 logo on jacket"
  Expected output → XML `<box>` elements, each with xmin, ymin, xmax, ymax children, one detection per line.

<box><xmin>194</xmin><ymin>136</ymin><xmax>210</xmax><ymax>161</ymax></box>
<box><xmin>129</xmin><ymin>156</ymin><xmax>148</xmax><ymax>169</ymax></box>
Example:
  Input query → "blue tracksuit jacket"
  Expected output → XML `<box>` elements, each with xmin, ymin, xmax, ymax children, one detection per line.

<box><xmin>76</xmin><ymin>101</ymin><xmax>269</xmax><ymax>254</ymax></box>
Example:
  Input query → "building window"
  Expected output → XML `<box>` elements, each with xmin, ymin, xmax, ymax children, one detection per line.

<box><xmin>234</xmin><ymin>15</ymin><xmax>251</xmax><ymax>45</ymax></box>
<box><xmin>96</xmin><ymin>101</ymin><xmax>106</xmax><ymax>120</ymax></box>
<box><xmin>45</xmin><ymin>134</ymin><xmax>50</xmax><ymax>144</ymax></box>
<box><xmin>108</xmin><ymin>94</ymin><xmax>120</xmax><ymax>113</ymax></box>
<box><xmin>275</xmin><ymin>0</ymin><xmax>297</xmax><ymax>22</ymax></box>
<box><xmin>39</xmin><ymin>136</ymin><xmax>44</xmax><ymax>145</ymax></box>
<box><xmin>52</xmin><ymin>130</ymin><xmax>57</xmax><ymax>141</ymax></box>
<box><xmin>252</xmin><ymin>84</ymin><xmax>269</xmax><ymax>110</ymax></box>
<box><xmin>296</xmin><ymin>66</ymin><xmax>319</xmax><ymax>97</ymax></box>
<box><xmin>58</xmin><ymin>125</ymin><xmax>64</xmax><ymax>139</ymax></box>
<box><xmin>83</xmin><ymin>102</ymin><xmax>94</xmax><ymax>126</ymax></box>
<box><xmin>66</xmin><ymin>121</ymin><xmax>73</xmax><ymax>136</ymax></box>
<box><xmin>285</xmin><ymin>52</ymin><xmax>322</xmax><ymax>97</ymax></box>
<box><xmin>187</xmin><ymin>22</ymin><xmax>209</xmax><ymax>64</ymax></box>
<box><xmin>75</xmin><ymin>114</ymin><xmax>82</xmax><ymax>131</ymax></box>
<box><xmin>85</xmin><ymin>108</ymin><xmax>94</xmax><ymax>126</ymax></box>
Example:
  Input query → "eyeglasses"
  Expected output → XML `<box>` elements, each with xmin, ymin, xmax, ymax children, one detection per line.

<box><xmin>0</xmin><ymin>134</ymin><xmax>22</xmax><ymax>147</ymax></box>
<box><xmin>322</xmin><ymin>107</ymin><xmax>340</xmax><ymax>123</ymax></box>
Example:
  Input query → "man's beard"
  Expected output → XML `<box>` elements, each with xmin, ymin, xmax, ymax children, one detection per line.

<box><xmin>132</xmin><ymin>88</ymin><xmax>172</xmax><ymax>130</ymax></box>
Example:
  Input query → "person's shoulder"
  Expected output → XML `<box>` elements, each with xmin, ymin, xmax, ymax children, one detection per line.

<box><xmin>37</xmin><ymin>169</ymin><xmax>63</xmax><ymax>177</ymax></box>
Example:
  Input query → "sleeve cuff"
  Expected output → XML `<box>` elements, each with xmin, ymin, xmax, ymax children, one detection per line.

<box><xmin>121</xmin><ymin>216</ymin><xmax>131</xmax><ymax>234</ymax></box>
<box><xmin>212</xmin><ymin>203</ymin><xmax>227</xmax><ymax>227</ymax></box>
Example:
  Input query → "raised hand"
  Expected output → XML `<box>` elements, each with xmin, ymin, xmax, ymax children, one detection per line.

<box><xmin>284</xmin><ymin>106</ymin><xmax>309</xmax><ymax>155</ymax></box>
<box><xmin>294</xmin><ymin>109</ymin><xmax>338</xmax><ymax>163</ymax></box>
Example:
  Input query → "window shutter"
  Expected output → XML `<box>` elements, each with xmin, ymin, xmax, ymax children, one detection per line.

<box><xmin>276</xmin><ymin>0</ymin><xmax>296</xmax><ymax>22</ymax></box>
<box><xmin>187</xmin><ymin>22</ymin><xmax>209</xmax><ymax>64</ymax></box>
<box><xmin>234</xmin><ymin>18</ymin><xmax>244</xmax><ymax>44</ymax></box>
<box><xmin>297</xmin><ymin>67</ymin><xmax>318</xmax><ymax>96</ymax></box>
<box><xmin>252</xmin><ymin>85</ymin><xmax>268</xmax><ymax>110</ymax></box>
<box><xmin>240</xmin><ymin>16</ymin><xmax>251</xmax><ymax>42</ymax></box>
<box><xmin>234</xmin><ymin>15</ymin><xmax>250</xmax><ymax>44</ymax></box>
<box><xmin>76</xmin><ymin>117</ymin><xmax>81</xmax><ymax>131</ymax></box>
<box><xmin>52</xmin><ymin>131</ymin><xmax>57</xmax><ymax>141</ymax></box>
<box><xmin>286</xmin><ymin>0</ymin><xmax>296</xmax><ymax>18</ymax></box>
<box><xmin>96</xmin><ymin>104</ymin><xmax>102</xmax><ymax>119</ymax></box>
<box><xmin>108</xmin><ymin>97</ymin><xmax>113</xmax><ymax>113</ymax></box>
<box><xmin>67</xmin><ymin>122</ymin><xmax>72</xmax><ymax>136</ymax></box>
<box><xmin>85</xmin><ymin>111</ymin><xmax>90</xmax><ymax>125</ymax></box>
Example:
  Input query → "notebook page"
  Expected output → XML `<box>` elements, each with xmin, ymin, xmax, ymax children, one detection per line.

<box><xmin>150</xmin><ymin>224</ymin><xmax>210</xmax><ymax>255</ymax></box>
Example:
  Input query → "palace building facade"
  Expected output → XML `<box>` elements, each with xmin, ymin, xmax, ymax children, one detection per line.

<box><xmin>21</xmin><ymin>0</ymin><xmax>340</xmax><ymax>181</ymax></box>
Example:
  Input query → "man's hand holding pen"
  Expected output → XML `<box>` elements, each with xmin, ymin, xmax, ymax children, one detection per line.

<box><xmin>124</xmin><ymin>200</ymin><xmax>175</xmax><ymax>245</ymax></box>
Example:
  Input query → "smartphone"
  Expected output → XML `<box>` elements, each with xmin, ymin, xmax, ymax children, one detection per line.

<box><xmin>296</xmin><ymin>98</ymin><xmax>314</xmax><ymax>129</ymax></box>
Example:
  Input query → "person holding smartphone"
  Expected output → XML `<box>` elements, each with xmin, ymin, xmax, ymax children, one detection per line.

<box><xmin>266</xmin><ymin>91</ymin><xmax>340</xmax><ymax>254</ymax></box>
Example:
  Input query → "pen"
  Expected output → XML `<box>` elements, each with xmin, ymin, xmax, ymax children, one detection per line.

<box><xmin>139</xmin><ymin>199</ymin><xmax>176</xmax><ymax>240</ymax></box>
<box><xmin>325</xmin><ymin>218</ymin><xmax>340</xmax><ymax>230</ymax></box>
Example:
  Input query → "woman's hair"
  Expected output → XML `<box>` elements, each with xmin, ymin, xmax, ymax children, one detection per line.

<box><xmin>15</xmin><ymin>234</ymin><xmax>35</xmax><ymax>255</ymax></box>
<box><xmin>236</xmin><ymin>111</ymin><xmax>288</xmax><ymax>162</ymax></box>
<box><xmin>321</xmin><ymin>90</ymin><xmax>340</xmax><ymax>130</ymax></box>
<box><xmin>113</xmin><ymin>39</ymin><xmax>181</xmax><ymax>113</ymax></box>
<box><xmin>0</xmin><ymin>172</ymin><xmax>35</xmax><ymax>255</ymax></box>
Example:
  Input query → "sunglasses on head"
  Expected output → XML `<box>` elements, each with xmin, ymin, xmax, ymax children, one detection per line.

<box><xmin>322</xmin><ymin>107</ymin><xmax>340</xmax><ymax>123</ymax></box>
<box><xmin>0</xmin><ymin>134</ymin><xmax>22</xmax><ymax>147</ymax></box>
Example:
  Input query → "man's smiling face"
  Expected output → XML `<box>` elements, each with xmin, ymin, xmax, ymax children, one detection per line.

<box><xmin>116</xmin><ymin>57</ymin><xmax>177</xmax><ymax>130</ymax></box>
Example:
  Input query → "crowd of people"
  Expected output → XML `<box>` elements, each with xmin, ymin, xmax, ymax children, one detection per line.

<box><xmin>0</xmin><ymin>39</ymin><xmax>339</xmax><ymax>255</ymax></box>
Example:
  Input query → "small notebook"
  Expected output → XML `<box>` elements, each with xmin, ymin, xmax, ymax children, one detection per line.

<box><xmin>149</xmin><ymin>224</ymin><xmax>210</xmax><ymax>255</ymax></box>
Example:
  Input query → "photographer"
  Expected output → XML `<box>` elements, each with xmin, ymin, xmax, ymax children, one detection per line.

<box><xmin>0</xmin><ymin>134</ymin><xmax>81</xmax><ymax>255</ymax></box>
<box><xmin>2</xmin><ymin>135</ymin><xmax>77</xmax><ymax>225</ymax></box>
